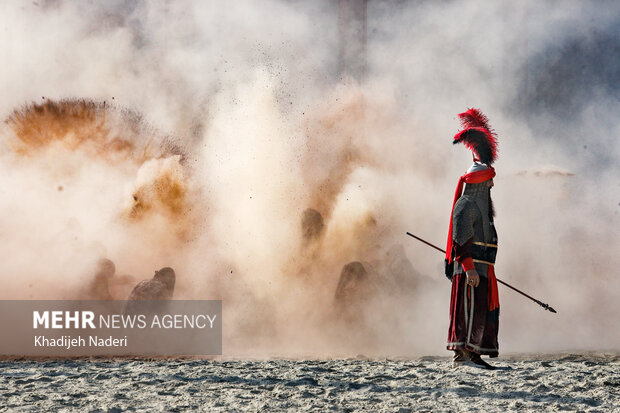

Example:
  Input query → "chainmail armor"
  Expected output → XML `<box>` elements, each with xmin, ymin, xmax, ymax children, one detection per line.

<box><xmin>451</xmin><ymin>182</ymin><xmax>497</xmax><ymax>277</ymax></box>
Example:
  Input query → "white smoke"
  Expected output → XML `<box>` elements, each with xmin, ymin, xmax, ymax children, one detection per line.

<box><xmin>0</xmin><ymin>0</ymin><xmax>618</xmax><ymax>356</ymax></box>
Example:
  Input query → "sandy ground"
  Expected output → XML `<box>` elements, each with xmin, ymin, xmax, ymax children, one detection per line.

<box><xmin>0</xmin><ymin>353</ymin><xmax>618</xmax><ymax>412</ymax></box>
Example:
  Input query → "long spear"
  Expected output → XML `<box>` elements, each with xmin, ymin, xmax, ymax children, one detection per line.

<box><xmin>406</xmin><ymin>231</ymin><xmax>557</xmax><ymax>313</ymax></box>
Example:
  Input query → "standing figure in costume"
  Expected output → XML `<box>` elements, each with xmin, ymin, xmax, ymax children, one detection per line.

<box><xmin>445</xmin><ymin>108</ymin><xmax>500</xmax><ymax>370</ymax></box>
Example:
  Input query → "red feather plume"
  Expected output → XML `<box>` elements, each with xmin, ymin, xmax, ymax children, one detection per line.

<box><xmin>453</xmin><ymin>108</ymin><xmax>498</xmax><ymax>165</ymax></box>
<box><xmin>458</xmin><ymin>108</ymin><xmax>494</xmax><ymax>133</ymax></box>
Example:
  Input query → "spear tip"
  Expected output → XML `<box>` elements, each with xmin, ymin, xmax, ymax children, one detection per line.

<box><xmin>539</xmin><ymin>302</ymin><xmax>557</xmax><ymax>313</ymax></box>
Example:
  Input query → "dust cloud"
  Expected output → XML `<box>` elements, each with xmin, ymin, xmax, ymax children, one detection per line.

<box><xmin>0</xmin><ymin>0</ymin><xmax>618</xmax><ymax>357</ymax></box>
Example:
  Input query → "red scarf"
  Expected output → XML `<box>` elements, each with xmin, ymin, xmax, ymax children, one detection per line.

<box><xmin>445</xmin><ymin>167</ymin><xmax>496</xmax><ymax>264</ymax></box>
<box><xmin>487</xmin><ymin>265</ymin><xmax>500</xmax><ymax>312</ymax></box>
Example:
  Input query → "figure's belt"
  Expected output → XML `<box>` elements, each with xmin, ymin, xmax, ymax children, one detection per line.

<box><xmin>472</xmin><ymin>242</ymin><xmax>497</xmax><ymax>248</ymax></box>
<box><xmin>472</xmin><ymin>259</ymin><xmax>495</xmax><ymax>266</ymax></box>
<box><xmin>471</xmin><ymin>242</ymin><xmax>497</xmax><ymax>265</ymax></box>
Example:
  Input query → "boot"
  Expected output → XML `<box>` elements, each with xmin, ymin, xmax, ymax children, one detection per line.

<box><xmin>469</xmin><ymin>352</ymin><xmax>496</xmax><ymax>370</ymax></box>
<box><xmin>451</xmin><ymin>350</ymin><xmax>470</xmax><ymax>367</ymax></box>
